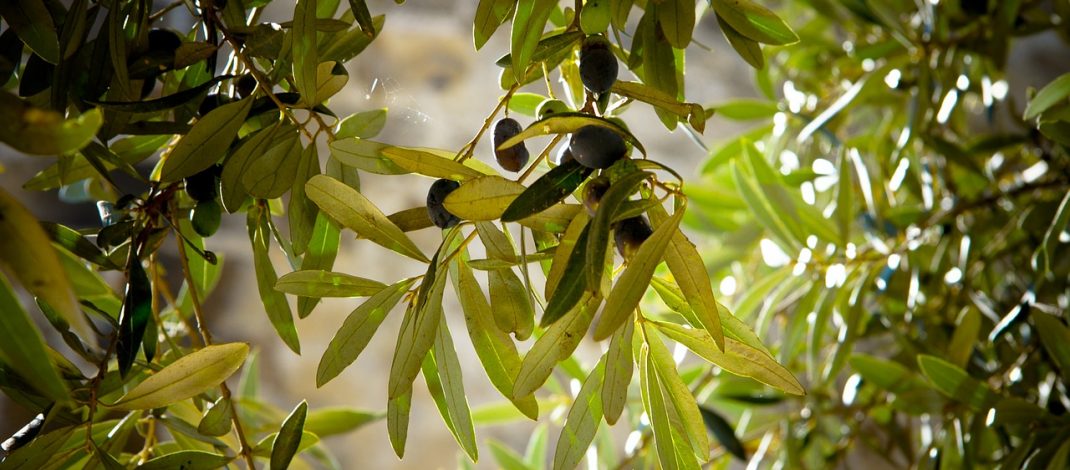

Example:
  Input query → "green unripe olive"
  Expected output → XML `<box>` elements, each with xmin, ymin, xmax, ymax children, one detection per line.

<box><xmin>583</xmin><ymin>176</ymin><xmax>610</xmax><ymax>216</ymax></box>
<box><xmin>536</xmin><ymin>99</ymin><xmax>570</xmax><ymax>120</ymax></box>
<box><xmin>191</xmin><ymin>199</ymin><xmax>222</xmax><ymax>237</ymax></box>
<box><xmin>579</xmin><ymin>36</ymin><xmax>618</xmax><ymax>94</ymax></box>
<box><xmin>569</xmin><ymin>125</ymin><xmax>626</xmax><ymax>169</ymax></box>
<box><xmin>427</xmin><ymin>179</ymin><xmax>461</xmax><ymax>229</ymax></box>
<box><xmin>580</xmin><ymin>0</ymin><xmax>611</xmax><ymax>35</ymax></box>
<box><xmin>184</xmin><ymin>164</ymin><xmax>221</xmax><ymax>202</ymax></box>
<box><xmin>614</xmin><ymin>216</ymin><xmax>653</xmax><ymax>259</ymax></box>
<box><xmin>493</xmin><ymin>117</ymin><xmax>530</xmax><ymax>172</ymax></box>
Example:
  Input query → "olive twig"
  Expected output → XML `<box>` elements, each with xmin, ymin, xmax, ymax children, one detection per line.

<box><xmin>174</xmin><ymin>228</ymin><xmax>258</xmax><ymax>470</ymax></box>
<box><xmin>518</xmin><ymin>135</ymin><xmax>564</xmax><ymax>183</ymax></box>
<box><xmin>456</xmin><ymin>81</ymin><xmax>523</xmax><ymax>162</ymax></box>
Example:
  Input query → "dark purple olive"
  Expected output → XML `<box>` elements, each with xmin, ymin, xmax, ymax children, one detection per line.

<box><xmin>569</xmin><ymin>125</ymin><xmax>626</xmax><ymax>169</ymax></box>
<box><xmin>148</xmin><ymin>29</ymin><xmax>182</xmax><ymax>53</ymax></box>
<box><xmin>493</xmin><ymin>118</ymin><xmax>530</xmax><ymax>172</ymax></box>
<box><xmin>579</xmin><ymin>36</ymin><xmax>618</xmax><ymax>94</ymax></box>
<box><xmin>427</xmin><ymin>179</ymin><xmax>461</xmax><ymax>229</ymax></box>
<box><xmin>184</xmin><ymin>164</ymin><xmax>221</xmax><ymax>202</ymax></box>
<box><xmin>614</xmin><ymin>216</ymin><xmax>653</xmax><ymax>259</ymax></box>
<box><xmin>235</xmin><ymin>73</ymin><xmax>257</xmax><ymax>99</ymax></box>
<box><xmin>583</xmin><ymin>176</ymin><xmax>610</xmax><ymax>217</ymax></box>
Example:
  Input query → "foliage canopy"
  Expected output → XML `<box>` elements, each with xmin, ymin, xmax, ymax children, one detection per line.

<box><xmin>1</xmin><ymin>0</ymin><xmax>1070</xmax><ymax>468</ymax></box>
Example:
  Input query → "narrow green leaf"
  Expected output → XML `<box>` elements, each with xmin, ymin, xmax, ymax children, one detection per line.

<box><xmin>917</xmin><ymin>354</ymin><xmax>999</xmax><ymax>411</ymax></box>
<box><xmin>514</xmin><ymin>295</ymin><xmax>600</xmax><ymax>398</ymax></box>
<box><xmin>545</xmin><ymin>212</ymin><xmax>589</xmax><ymax>299</ymax></box>
<box><xmin>381</xmin><ymin>147</ymin><xmax>484</xmax><ymax>181</ymax></box>
<box><xmin>510</xmin><ymin>0</ymin><xmax>558</xmax><ymax>81</ymax></box>
<box><xmin>304</xmin><ymin>407</ymin><xmax>382</xmax><ymax>437</ymax></box>
<box><xmin>716</xmin><ymin>14</ymin><xmax>763</xmax><ymax>69</ymax></box>
<box><xmin>496</xmin><ymin>30</ymin><xmax>585</xmax><ymax>68</ymax></box>
<box><xmin>444</xmin><ymin>175</ymin><xmax>528</xmax><ymax>221</ymax></box>
<box><xmin>1024</xmin><ymin>72</ymin><xmax>1070</xmax><ymax>120</ymax></box>
<box><xmin>639</xmin><ymin>346</ymin><xmax>679</xmax><ymax>470</ymax></box>
<box><xmin>111</xmin><ymin>343</ymin><xmax>249</xmax><ymax>410</ymax></box>
<box><xmin>947</xmin><ymin>309</ymin><xmax>981</xmax><ymax>369</ymax></box>
<box><xmin>0</xmin><ymin>187</ymin><xmax>90</xmax><ymax>340</ymax></box>
<box><xmin>87</xmin><ymin>76</ymin><xmax>232</xmax><ymax>113</ymax></box>
<box><xmin>347</xmin><ymin>0</ymin><xmax>377</xmax><ymax>36</ymax></box>
<box><xmin>586</xmin><ymin>171</ymin><xmax>651</xmax><ymax>290</ymax></box>
<box><xmin>0</xmin><ymin>275</ymin><xmax>69</xmax><ymax>402</ymax></box>
<box><xmin>298</xmin><ymin>213</ymin><xmax>341</xmax><ymax>318</ymax></box>
<box><xmin>306</xmin><ymin>174</ymin><xmax>429</xmax><ymax>262</ymax></box>
<box><xmin>387</xmin><ymin>390</ymin><xmax>411</xmax><ymax>458</ymax></box>
<box><xmin>474</xmin><ymin>0</ymin><xmax>516</xmax><ymax>50</ymax></box>
<box><xmin>644</xmin><ymin>324</ymin><xmax>710</xmax><ymax>461</ymax></box>
<box><xmin>1033</xmin><ymin>190</ymin><xmax>1070</xmax><ymax>274</ymax></box>
<box><xmin>498</xmin><ymin>112</ymin><xmax>646</xmax><ymax>156</ymax></box>
<box><xmin>710</xmin><ymin>0</ymin><xmax>799</xmax><ymax>45</ymax></box>
<box><xmin>335</xmin><ymin>108</ymin><xmax>387</xmax><ymax>139</ymax></box>
<box><xmin>275</xmin><ymin>270</ymin><xmax>387</xmax><ymax>298</ymax></box>
<box><xmin>424</xmin><ymin>320</ymin><xmax>478</xmax><ymax>461</ymax></box>
<box><xmin>117</xmin><ymin>250</ymin><xmax>152</xmax><ymax>377</ymax></box>
<box><xmin>541</xmin><ymin>223</ymin><xmax>591</xmax><ymax>327</ymax></box>
<box><xmin>602</xmin><ymin>318</ymin><xmax>633</xmax><ymax>425</ymax></box>
<box><xmin>450</xmin><ymin>255</ymin><xmax>539</xmax><ymax>419</ymax></box>
<box><xmin>328</xmin><ymin>138</ymin><xmax>407</xmax><ymax>175</ymax></box>
<box><xmin>221</xmin><ymin>125</ymin><xmax>288</xmax><ymax>212</ymax></box>
<box><xmin>317</xmin><ymin>278</ymin><xmax>415</xmax><ymax>387</ymax></box>
<box><xmin>655</xmin><ymin>320</ymin><xmax>804</xmax><ymax>395</ymax></box>
<box><xmin>290</xmin><ymin>144</ymin><xmax>321</xmax><ymax>257</ymax></box>
<box><xmin>698</xmin><ymin>406</ymin><xmax>746</xmax><ymax>461</ymax></box>
<box><xmin>253</xmin><ymin>431</ymin><xmax>319</xmax><ymax>458</ymax></box>
<box><xmin>0</xmin><ymin>92</ymin><xmax>103</xmax><ymax>156</ymax></box>
<box><xmin>1033</xmin><ymin>313</ymin><xmax>1070</xmax><ymax>379</ymax></box>
<box><xmin>389</xmin><ymin>242</ymin><xmax>450</xmax><ymax>399</ymax></box>
<box><xmin>848</xmin><ymin>354</ymin><xmax>924</xmax><ymax>394</ymax></box>
<box><xmin>648</xmin><ymin>203</ymin><xmax>724</xmax><ymax>351</ymax></box>
<box><xmin>293</xmin><ymin>0</ymin><xmax>320</xmax><ymax>106</ymax></box>
<box><xmin>197</xmin><ymin>397</ymin><xmax>233</xmax><ymax>437</ymax></box>
<box><xmin>593</xmin><ymin>206</ymin><xmax>682</xmax><ymax>340</ymax></box>
<box><xmin>271</xmin><ymin>401</ymin><xmax>308</xmax><ymax>470</ymax></box>
<box><xmin>657</xmin><ymin>0</ymin><xmax>695</xmax><ymax>49</ymax></box>
<box><xmin>552</xmin><ymin>357</ymin><xmax>606</xmax><ymax>470</ymax></box>
<box><xmin>711</xmin><ymin>99</ymin><xmax>778</xmax><ymax>120</ymax></box>
<box><xmin>249</xmin><ymin>207</ymin><xmax>301</xmax><ymax>354</ymax></box>
<box><xmin>610</xmin><ymin>81</ymin><xmax>705</xmax><ymax>132</ymax></box>
<box><xmin>489</xmin><ymin>267</ymin><xmax>535</xmax><ymax>340</ymax></box>
<box><xmin>0</xmin><ymin>0</ymin><xmax>60</xmax><ymax>63</ymax></box>
<box><xmin>489</xmin><ymin>439</ymin><xmax>534</xmax><ymax>470</ymax></box>
<box><xmin>243</xmin><ymin>135</ymin><xmax>303</xmax><ymax>199</ymax></box>
<box><xmin>137</xmin><ymin>451</ymin><xmax>233</xmax><ymax>470</ymax></box>
<box><xmin>502</xmin><ymin>159</ymin><xmax>593</xmax><ymax>222</ymax></box>
<box><xmin>159</xmin><ymin>97</ymin><xmax>252</xmax><ymax>182</ymax></box>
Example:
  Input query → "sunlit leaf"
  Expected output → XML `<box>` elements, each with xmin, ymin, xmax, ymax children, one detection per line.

<box><xmin>111</xmin><ymin>343</ymin><xmax>249</xmax><ymax>410</ymax></box>
<box><xmin>1024</xmin><ymin>72</ymin><xmax>1070</xmax><ymax>120</ymax></box>
<box><xmin>0</xmin><ymin>275</ymin><xmax>69</xmax><ymax>402</ymax></box>
<box><xmin>552</xmin><ymin>357</ymin><xmax>605</xmax><ymax>470</ymax></box>
<box><xmin>489</xmin><ymin>267</ymin><xmax>535</xmax><ymax>340</ymax></box>
<box><xmin>335</xmin><ymin>108</ymin><xmax>388</xmax><ymax>139</ymax></box>
<box><xmin>445</xmin><ymin>175</ymin><xmax>527</xmax><ymax>221</ymax></box>
<box><xmin>275</xmin><ymin>270</ymin><xmax>387</xmax><ymax>298</ymax></box>
<box><xmin>498</xmin><ymin>112</ymin><xmax>645</xmax><ymax>155</ymax></box>
<box><xmin>159</xmin><ymin>98</ymin><xmax>252</xmax><ymax>182</ymax></box>
<box><xmin>387</xmin><ymin>390</ymin><xmax>411</xmax><ymax>458</ymax></box>
<box><xmin>510</xmin><ymin>0</ymin><xmax>557</xmax><ymax>81</ymax></box>
<box><xmin>304</xmin><ymin>407</ymin><xmax>382</xmax><ymax>437</ymax></box>
<box><xmin>644</xmin><ymin>324</ymin><xmax>710</xmax><ymax>461</ymax></box>
<box><xmin>514</xmin><ymin>295</ymin><xmax>600</xmax><ymax>398</ymax></box>
<box><xmin>474</xmin><ymin>0</ymin><xmax>516</xmax><ymax>50</ymax></box>
<box><xmin>381</xmin><ymin>147</ymin><xmax>485</xmax><ymax>181</ymax></box>
<box><xmin>710</xmin><ymin>0</ymin><xmax>799</xmax><ymax>45</ymax></box>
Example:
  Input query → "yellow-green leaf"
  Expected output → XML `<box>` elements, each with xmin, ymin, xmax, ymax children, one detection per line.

<box><xmin>0</xmin><ymin>274</ymin><xmax>69</xmax><ymax>403</ymax></box>
<box><xmin>423</xmin><ymin>320</ymin><xmax>478</xmax><ymax>461</ymax></box>
<box><xmin>552</xmin><ymin>357</ymin><xmax>605</xmax><ymax>470</ymax></box>
<box><xmin>657</xmin><ymin>0</ymin><xmax>694</xmax><ymax>49</ymax></box>
<box><xmin>317</xmin><ymin>278</ymin><xmax>415</xmax><ymax>386</ymax></box>
<box><xmin>293</xmin><ymin>0</ymin><xmax>320</xmax><ymax>106</ymax></box>
<box><xmin>444</xmin><ymin>175</ymin><xmax>527</xmax><ymax>221</ymax></box>
<box><xmin>381</xmin><ymin>147</ymin><xmax>484</xmax><ymax>181</ymax></box>
<box><xmin>0</xmin><ymin>92</ymin><xmax>102</xmax><ymax>156</ymax></box>
<box><xmin>0</xmin><ymin>187</ymin><xmax>91</xmax><ymax>340</ymax></box>
<box><xmin>514</xmin><ymin>295</ymin><xmax>600</xmax><ymax>399</ymax></box>
<box><xmin>138</xmin><ymin>451</ymin><xmax>233</xmax><ymax>470</ymax></box>
<box><xmin>610</xmin><ymin>81</ymin><xmax>705</xmax><ymax>132</ymax></box>
<box><xmin>275</xmin><ymin>269</ymin><xmax>387</xmax><ymax>298</ymax></box>
<box><xmin>388</xmin><ymin>245</ymin><xmax>449</xmax><ymax>399</ymax></box>
<box><xmin>111</xmin><ymin>343</ymin><xmax>249</xmax><ymax>410</ymax></box>
<box><xmin>306</xmin><ymin>174</ymin><xmax>429</xmax><ymax>262</ymax></box>
<box><xmin>329</xmin><ymin>138</ymin><xmax>407</xmax><ymax>175</ymax></box>
<box><xmin>716</xmin><ymin>14</ymin><xmax>763</xmax><ymax>69</ymax></box>
<box><xmin>159</xmin><ymin>97</ymin><xmax>252</xmax><ymax>182</ymax></box>
<box><xmin>710</xmin><ymin>0</ymin><xmax>799</xmax><ymax>45</ymax></box>
<box><xmin>601</xmin><ymin>319</ymin><xmax>633</xmax><ymax>425</ymax></box>
<box><xmin>593</xmin><ymin>206</ymin><xmax>682</xmax><ymax>340</ymax></box>
<box><xmin>654</xmin><ymin>320</ymin><xmax>804</xmax><ymax>396</ymax></box>
<box><xmin>644</xmin><ymin>324</ymin><xmax>710</xmax><ymax>461</ymax></box>
<box><xmin>510</xmin><ymin>0</ymin><xmax>557</xmax><ymax>81</ymax></box>
<box><xmin>474</xmin><ymin>0</ymin><xmax>515</xmax><ymax>50</ymax></box>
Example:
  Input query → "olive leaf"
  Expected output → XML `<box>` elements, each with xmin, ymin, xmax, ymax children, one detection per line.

<box><xmin>271</xmin><ymin>401</ymin><xmax>308</xmax><ymax>470</ymax></box>
<box><xmin>275</xmin><ymin>270</ymin><xmax>387</xmax><ymax>298</ymax></box>
<box><xmin>502</xmin><ymin>159</ymin><xmax>593</xmax><ymax>222</ymax></box>
<box><xmin>552</xmin><ymin>357</ymin><xmax>605</xmax><ymax>470</ymax></box>
<box><xmin>159</xmin><ymin>97</ymin><xmax>252</xmax><ymax>182</ymax></box>
<box><xmin>110</xmin><ymin>343</ymin><xmax>249</xmax><ymax>410</ymax></box>
<box><xmin>0</xmin><ymin>275</ymin><xmax>70</xmax><ymax>403</ymax></box>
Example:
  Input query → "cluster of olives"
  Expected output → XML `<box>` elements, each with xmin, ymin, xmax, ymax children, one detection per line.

<box><xmin>184</xmin><ymin>165</ymin><xmax>223</xmax><ymax>237</ymax></box>
<box><xmin>426</xmin><ymin>33</ymin><xmax>648</xmax><ymax>257</ymax></box>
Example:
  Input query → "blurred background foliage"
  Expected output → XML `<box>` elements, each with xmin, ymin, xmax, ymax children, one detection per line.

<box><xmin>0</xmin><ymin>0</ymin><xmax>1069</xmax><ymax>469</ymax></box>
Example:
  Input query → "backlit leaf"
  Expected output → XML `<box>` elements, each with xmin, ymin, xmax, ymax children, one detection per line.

<box><xmin>0</xmin><ymin>0</ymin><xmax>59</xmax><ymax>63</ymax></box>
<box><xmin>0</xmin><ymin>275</ymin><xmax>69</xmax><ymax>403</ymax></box>
<box><xmin>381</xmin><ymin>147</ymin><xmax>484</xmax><ymax>181</ymax></box>
<box><xmin>445</xmin><ymin>175</ymin><xmax>527</xmax><ymax>221</ymax></box>
<box><xmin>137</xmin><ymin>451</ymin><xmax>233</xmax><ymax>470</ymax></box>
<box><xmin>0</xmin><ymin>92</ymin><xmax>102</xmax><ymax>156</ymax></box>
<box><xmin>159</xmin><ymin>98</ymin><xmax>252</xmax><ymax>182</ymax></box>
<box><xmin>644</xmin><ymin>324</ymin><xmax>710</xmax><ymax>461</ymax></box>
<box><xmin>423</xmin><ymin>320</ymin><xmax>478</xmax><ymax>461</ymax></box>
<box><xmin>510</xmin><ymin>0</ymin><xmax>558</xmax><ymax>81</ymax></box>
<box><xmin>293</xmin><ymin>0</ymin><xmax>320</xmax><ymax>106</ymax></box>
<box><xmin>710</xmin><ymin>0</ymin><xmax>799</xmax><ymax>45</ymax></box>
<box><xmin>514</xmin><ymin>295</ymin><xmax>600</xmax><ymax>398</ymax></box>
<box><xmin>276</xmin><ymin>270</ymin><xmax>387</xmax><ymax>298</ymax></box>
<box><xmin>489</xmin><ymin>267</ymin><xmax>535</xmax><ymax>340</ymax></box>
<box><xmin>111</xmin><ymin>343</ymin><xmax>249</xmax><ymax>410</ymax></box>
<box><xmin>498</xmin><ymin>112</ymin><xmax>646</xmax><ymax>156</ymax></box>
<box><xmin>552</xmin><ymin>357</ymin><xmax>605</xmax><ymax>470</ymax></box>
<box><xmin>474</xmin><ymin>0</ymin><xmax>515</xmax><ymax>50</ymax></box>
<box><xmin>389</xmin><ymin>241</ymin><xmax>450</xmax><ymax>399</ymax></box>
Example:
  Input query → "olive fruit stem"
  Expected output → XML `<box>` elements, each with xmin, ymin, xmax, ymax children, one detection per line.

<box><xmin>457</xmin><ymin>81</ymin><xmax>523</xmax><ymax>163</ymax></box>
<box><xmin>518</xmin><ymin>135</ymin><xmax>564</xmax><ymax>184</ymax></box>
<box><xmin>174</xmin><ymin>226</ymin><xmax>258</xmax><ymax>470</ymax></box>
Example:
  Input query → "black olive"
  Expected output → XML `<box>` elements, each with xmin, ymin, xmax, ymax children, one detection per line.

<box><xmin>184</xmin><ymin>165</ymin><xmax>221</xmax><ymax>202</ymax></box>
<box><xmin>614</xmin><ymin>216</ymin><xmax>653</xmax><ymax>259</ymax></box>
<box><xmin>493</xmin><ymin>118</ymin><xmax>530</xmax><ymax>172</ymax></box>
<box><xmin>427</xmin><ymin>179</ymin><xmax>461</xmax><ymax>229</ymax></box>
<box><xmin>569</xmin><ymin>125</ymin><xmax>626</xmax><ymax>169</ymax></box>
<box><xmin>579</xmin><ymin>36</ymin><xmax>618</xmax><ymax>94</ymax></box>
<box><xmin>235</xmin><ymin>73</ymin><xmax>257</xmax><ymax>99</ymax></box>
<box><xmin>147</xmin><ymin>29</ymin><xmax>183</xmax><ymax>53</ymax></box>
<box><xmin>583</xmin><ymin>176</ymin><xmax>610</xmax><ymax>217</ymax></box>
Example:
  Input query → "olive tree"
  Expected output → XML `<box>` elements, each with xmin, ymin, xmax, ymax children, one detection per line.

<box><xmin>1</xmin><ymin>0</ymin><xmax>1069</xmax><ymax>468</ymax></box>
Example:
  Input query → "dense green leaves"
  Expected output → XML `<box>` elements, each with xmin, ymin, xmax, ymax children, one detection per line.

<box><xmin>0</xmin><ymin>92</ymin><xmax>102</xmax><ymax>156</ymax></box>
<box><xmin>0</xmin><ymin>275</ymin><xmax>69</xmax><ymax>402</ymax></box>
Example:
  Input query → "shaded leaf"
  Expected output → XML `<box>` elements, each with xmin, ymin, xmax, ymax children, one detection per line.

<box><xmin>293</xmin><ymin>0</ymin><xmax>320</xmax><ymax>106</ymax></box>
<box><xmin>389</xmin><ymin>241</ymin><xmax>451</xmax><ymax>399</ymax></box>
<box><xmin>137</xmin><ymin>451</ymin><xmax>233</xmax><ymax>470</ymax></box>
<box><xmin>503</xmin><ymin>159</ymin><xmax>593</xmax><ymax>222</ymax></box>
<box><xmin>602</xmin><ymin>318</ymin><xmax>633</xmax><ymax>425</ymax></box>
<box><xmin>1024</xmin><ymin>72</ymin><xmax>1070</xmax><ymax>120</ymax></box>
<box><xmin>271</xmin><ymin>401</ymin><xmax>308</xmax><ymax>470</ymax></box>
<box><xmin>698</xmin><ymin>406</ymin><xmax>746</xmax><ymax>461</ymax></box>
<box><xmin>514</xmin><ymin>295</ymin><xmax>600</xmax><ymax>398</ymax></box>
<box><xmin>381</xmin><ymin>147</ymin><xmax>484</xmax><ymax>181</ymax></box>
<box><xmin>159</xmin><ymin>97</ymin><xmax>252</xmax><ymax>182</ymax></box>
<box><xmin>644</xmin><ymin>324</ymin><xmax>710</xmax><ymax>461</ymax></box>
<box><xmin>541</xmin><ymin>223</ymin><xmax>591</xmax><ymax>327</ymax></box>
<box><xmin>489</xmin><ymin>267</ymin><xmax>535</xmax><ymax>340</ymax></box>
<box><xmin>716</xmin><ymin>14</ymin><xmax>763</xmax><ymax>69</ymax></box>
<box><xmin>304</xmin><ymin>407</ymin><xmax>382</xmax><ymax>437</ymax></box>
<box><xmin>0</xmin><ymin>92</ymin><xmax>102</xmax><ymax>155</ymax></box>
<box><xmin>423</xmin><ymin>320</ymin><xmax>478</xmax><ymax>461</ymax></box>
<box><xmin>0</xmin><ymin>275</ymin><xmax>69</xmax><ymax>402</ymax></box>
<box><xmin>474</xmin><ymin>0</ymin><xmax>516</xmax><ymax>50</ymax></box>
<box><xmin>197</xmin><ymin>397</ymin><xmax>233</xmax><ymax>437</ymax></box>
<box><xmin>917</xmin><ymin>354</ymin><xmax>998</xmax><ymax>411</ymax></box>
<box><xmin>249</xmin><ymin>207</ymin><xmax>301</xmax><ymax>354</ymax></box>
<box><xmin>710</xmin><ymin>0</ymin><xmax>799</xmax><ymax>45</ymax></box>
<box><xmin>387</xmin><ymin>390</ymin><xmax>411</xmax><ymax>458</ymax></box>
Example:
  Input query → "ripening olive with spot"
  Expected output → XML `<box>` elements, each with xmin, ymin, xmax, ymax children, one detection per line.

<box><xmin>536</xmin><ymin>99</ymin><xmax>570</xmax><ymax>120</ymax></box>
<box><xmin>184</xmin><ymin>164</ymin><xmax>221</xmax><ymax>202</ymax></box>
<box><xmin>614</xmin><ymin>216</ymin><xmax>653</xmax><ymax>259</ymax></box>
<box><xmin>191</xmin><ymin>199</ymin><xmax>222</xmax><ymax>237</ymax></box>
<box><xmin>427</xmin><ymin>179</ymin><xmax>461</xmax><ymax>229</ymax></box>
<box><xmin>493</xmin><ymin>117</ymin><xmax>530</xmax><ymax>172</ymax></box>
<box><xmin>579</xmin><ymin>36</ymin><xmax>618</xmax><ymax>94</ymax></box>
<box><xmin>583</xmin><ymin>176</ymin><xmax>610</xmax><ymax>216</ymax></box>
<box><xmin>569</xmin><ymin>125</ymin><xmax>626</xmax><ymax>169</ymax></box>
